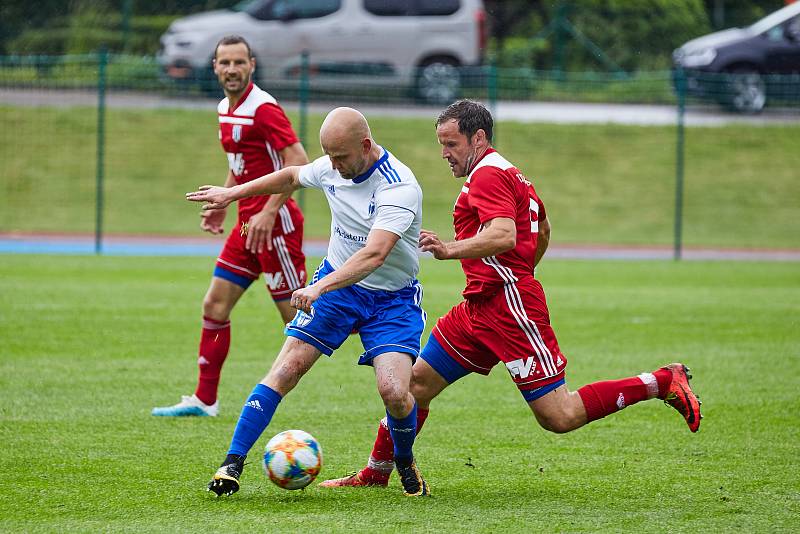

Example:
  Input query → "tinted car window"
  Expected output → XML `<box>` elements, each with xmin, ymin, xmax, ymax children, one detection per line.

<box><xmin>418</xmin><ymin>0</ymin><xmax>459</xmax><ymax>16</ymax></box>
<box><xmin>363</xmin><ymin>0</ymin><xmax>459</xmax><ymax>17</ymax></box>
<box><xmin>250</xmin><ymin>0</ymin><xmax>341</xmax><ymax>20</ymax></box>
<box><xmin>786</xmin><ymin>15</ymin><xmax>800</xmax><ymax>40</ymax></box>
<box><xmin>364</xmin><ymin>0</ymin><xmax>412</xmax><ymax>16</ymax></box>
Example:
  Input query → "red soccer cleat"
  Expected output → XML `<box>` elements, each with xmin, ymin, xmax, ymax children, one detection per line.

<box><xmin>318</xmin><ymin>470</ymin><xmax>389</xmax><ymax>488</ymax></box>
<box><xmin>661</xmin><ymin>363</ymin><xmax>702</xmax><ymax>432</ymax></box>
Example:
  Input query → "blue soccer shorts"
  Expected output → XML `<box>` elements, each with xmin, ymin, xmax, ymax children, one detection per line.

<box><xmin>285</xmin><ymin>259</ymin><xmax>426</xmax><ymax>364</ymax></box>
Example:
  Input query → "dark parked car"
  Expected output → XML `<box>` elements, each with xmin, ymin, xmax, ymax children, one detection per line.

<box><xmin>672</xmin><ymin>2</ymin><xmax>800</xmax><ymax>112</ymax></box>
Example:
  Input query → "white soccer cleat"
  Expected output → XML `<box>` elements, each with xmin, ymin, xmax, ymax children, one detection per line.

<box><xmin>151</xmin><ymin>394</ymin><xmax>219</xmax><ymax>417</ymax></box>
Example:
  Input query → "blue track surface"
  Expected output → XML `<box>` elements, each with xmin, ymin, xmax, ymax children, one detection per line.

<box><xmin>0</xmin><ymin>236</ymin><xmax>328</xmax><ymax>257</ymax></box>
<box><xmin>1</xmin><ymin>235</ymin><xmax>797</xmax><ymax>261</ymax></box>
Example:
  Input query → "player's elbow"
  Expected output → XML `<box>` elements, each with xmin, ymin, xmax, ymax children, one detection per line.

<box><xmin>494</xmin><ymin>228</ymin><xmax>516</xmax><ymax>254</ymax></box>
<box><xmin>364</xmin><ymin>251</ymin><xmax>387</xmax><ymax>271</ymax></box>
<box><xmin>539</xmin><ymin>217</ymin><xmax>551</xmax><ymax>243</ymax></box>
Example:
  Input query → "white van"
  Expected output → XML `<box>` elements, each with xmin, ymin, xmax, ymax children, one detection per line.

<box><xmin>158</xmin><ymin>0</ymin><xmax>487</xmax><ymax>103</ymax></box>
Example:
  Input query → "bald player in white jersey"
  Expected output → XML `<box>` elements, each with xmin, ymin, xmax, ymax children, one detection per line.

<box><xmin>187</xmin><ymin>107</ymin><xmax>430</xmax><ymax>498</ymax></box>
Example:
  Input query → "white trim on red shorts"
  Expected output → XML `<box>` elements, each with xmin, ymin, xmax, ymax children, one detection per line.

<box><xmin>481</xmin><ymin>254</ymin><xmax>558</xmax><ymax>380</ymax></box>
<box><xmin>216</xmin><ymin>257</ymin><xmax>259</xmax><ymax>278</ymax></box>
<box><xmin>433</xmin><ymin>326</ymin><xmax>493</xmax><ymax>373</ymax></box>
<box><xmin>278</xmin><ymin>205</ymin><xmax>295</xmax><ymax>234</ymax></box>
<box><xmin>272</xmin><ymin>235</ymin><xmax>302</xmax><ymax>290</ymax></box>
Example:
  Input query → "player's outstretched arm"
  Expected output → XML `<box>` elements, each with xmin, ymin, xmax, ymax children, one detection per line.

<box><xmin>246</xmin><ymin>143</ymin><xmax>310</xmax><ymax>252</ymax></box>
<box><xmin>199</xmin><ymin>170</ymin><xmax>236</xmax><ymax>234</ymax></box>
<box><xmin>186</xmin><ymin>166</ymin><xmax>303</xmax><ymax>210</ymax></box>
<box><xmin>290</xmin><ymin>229</ymin><xmax>400</xmax><ymax>313</ymax></box>
<box><xmin>420</xmin><ymin>217</ymin><xmax>516</xmax><ymax>260</ymax></box>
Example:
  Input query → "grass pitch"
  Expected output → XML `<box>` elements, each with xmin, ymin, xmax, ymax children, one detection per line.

<box><xmin>1</xmin><ymin>254</ymin><xmax>798</xmax><ymax>532</ymax></box>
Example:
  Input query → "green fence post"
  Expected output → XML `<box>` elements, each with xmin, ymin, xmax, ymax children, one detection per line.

<box><xmin>673</xmin><ymin>68</ymin><xmax>686</xmax><ymax>261</ymax></box>
<box><xmin>95</xmin><ymin>47</ymin><xmax>108</xmax><ymax>255</ymax></box>
<box><xmin>121</xmin><ymin>0</ymin><xmax>133</xmax><ymax>53</ymax></box>
<box><xmin>488</xmin><ymin>60</ymin><xmax>498</xmax><ymax>146</ymax></box>
<box><xmin>298</xmin><ymin>49</ymin><xmax>309</xmax><ymax>212</ymax></box>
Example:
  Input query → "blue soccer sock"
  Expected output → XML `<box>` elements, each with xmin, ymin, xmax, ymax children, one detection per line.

<box><xmin>228</xmin><ymin>384</ymin><xmax>282</xmax><ymax>457</ymax></box>
<box><xmin>387</xmin><ymin>402</ymin><xmax>417</xmax><ymax>465</ymax></box>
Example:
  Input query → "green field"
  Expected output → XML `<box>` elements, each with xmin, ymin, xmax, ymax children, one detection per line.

<box><xmin>1</xmin><ymin>254</ymin><xmax>798</xmax><ymax>532</ymax></box>
<box><xmin>1</xmin><ymin>105</ymin><xmax>799</xmax><ymax>249</ymax></box>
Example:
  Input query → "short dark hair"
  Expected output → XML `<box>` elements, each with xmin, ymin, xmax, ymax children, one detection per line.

<box><xmin>214</xmin><ymin>35</ymin><xmax>253</xmax><ymax>59</ymax></box>
<box><xmin>435</xmin><ymin>100</ymin><xmax>493</xmax><ymax>142</ymax></box>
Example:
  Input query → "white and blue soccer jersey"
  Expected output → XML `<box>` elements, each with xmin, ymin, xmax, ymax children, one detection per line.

<box><xmin>288</xmin><ymin>147</ymin><xmax>425</xmax><ymax>363</ymax></box>
<box><xmin>298</xmin><ymin>148</ymin><xmax>422</xmax><ymax>291</ymax></box>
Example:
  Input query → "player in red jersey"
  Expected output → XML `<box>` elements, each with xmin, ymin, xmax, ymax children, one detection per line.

<box><xmin>153</xmin><ymin>36</ymin><xmax>308</xmax><ymax>417</ymax></box>
<box><xmin>321</xmin><ymin>100</ymin><xmax>702</xmax><ymax>488</ymax></box>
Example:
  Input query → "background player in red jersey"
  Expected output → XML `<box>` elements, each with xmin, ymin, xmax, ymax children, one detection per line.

<box><xmin>153</xmin><ymin>36</ymin><xmax>308</xmax><ymax>417</ymax></box>
<box><xmin>321</xmin><ymin>100</ymin><xmax>702</xmax><ymax>488</ymax></box>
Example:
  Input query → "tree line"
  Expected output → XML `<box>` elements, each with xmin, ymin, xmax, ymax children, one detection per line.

<box><xmin>0</xmin><ymin>0</ymin><xmax>788</xmax><ymax>72</ymax></box>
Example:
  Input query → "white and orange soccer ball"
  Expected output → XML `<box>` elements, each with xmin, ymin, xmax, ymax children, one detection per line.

<box><xmin>262</xmin><ymin>430</ymin><xmax>323</xmax><ymax>490</ymax></box>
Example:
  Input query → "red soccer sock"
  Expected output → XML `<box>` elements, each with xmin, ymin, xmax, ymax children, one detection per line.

<box><xmin>360</xmin><ymin>407</ymin><xmax>429</xmax><ymax>483</ymax></box>
<box><xmin>578</xmin><ymin>369</ymin><xmax>670</xmax><ymax>423</ymax></box>
<box><xmin>193</xmin><ymin>316</ymin><xmax>231</xmax><ymax>406</ymax></box>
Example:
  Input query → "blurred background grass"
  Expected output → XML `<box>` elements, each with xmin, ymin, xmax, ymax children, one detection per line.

<box><xmin>2</xmin><ymin>105</ymin><xmax>798</xmax><ymax>249</ymax></box>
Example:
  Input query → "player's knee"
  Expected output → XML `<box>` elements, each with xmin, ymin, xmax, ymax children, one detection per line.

<box><xmin>202</xmin><ymin>294</ymin><xmax>230</xmax><ymax>320</ymax></box>
<box><xmin>534</xmin><ymin>407</ymin><xmax>580</xmax><ymax>434</ymax></box>
<box><xmin>377</xmin><ymin>381</ymin><xmax>408</xmax><ymax>412</ymax></box>
<box><xmin>537</xmin><ymin>416</ymin><xmax>571</xmax><ymax>434</ymax></box>
<box><xmin>409</xmin><ymin>377</ymin><xmax>436</xmax><ymax>405</ymax></box>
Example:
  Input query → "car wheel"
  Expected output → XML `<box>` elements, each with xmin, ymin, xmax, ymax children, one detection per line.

<box><xmin>416</xmin><ymin>59</ymin><xmax>461</xmax><ymax>105</ymax></box>
<box><xmin>726</xmin><ymin>68</ymin><xmax>766</xmax><ymax>113</ymax></box>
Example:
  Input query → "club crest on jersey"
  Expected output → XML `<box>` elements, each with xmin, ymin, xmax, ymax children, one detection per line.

<box><xmin>232</xmin><ymin>124</ymin><xmax>242</xmax><ymax>143</ymax></box>
<box><xmin>368</xmin><ymin>193</ymin><xmax>376</xmax><ymax>217</ymax></box>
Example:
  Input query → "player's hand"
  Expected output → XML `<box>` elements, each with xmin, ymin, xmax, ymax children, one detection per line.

<box><xmin>200</xmin><ymin>208</ymin><xmax>226</xmax><ymax>235</ymax></box>
<box><xmin>245</xmin><ymin>210</ymin><xmax>276</xmax><ymax>254</ymax></box>
<box><xmin>186</xmin><ymin>185</ymin><xmax>235</xmax><ymax>210</ymax></box>
<box><xmin>419</xmin><ymin>229</ymin><xmax>450</xmax><ymax>260</ymax></box>
<box><xmin>290</xmin><ymin>285</ymin><xmax>322</xmax><ymax>314</ymax></box>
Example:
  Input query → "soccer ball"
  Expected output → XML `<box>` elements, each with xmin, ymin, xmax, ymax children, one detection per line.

<box><xmin>262</xmin><ymin>429</ymin><xmax>323</xmax><ymax>490</ymax></box>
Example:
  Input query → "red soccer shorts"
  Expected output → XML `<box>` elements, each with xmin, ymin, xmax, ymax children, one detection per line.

<box><xmin>430</xmin><ymin>277</ymin><xmax>567</xmax><ymax>392</ymax></box>
<box><xmin>216</xmin><ymin>212</ymin><xmax>306</xmax><ymax>301</ymax></box>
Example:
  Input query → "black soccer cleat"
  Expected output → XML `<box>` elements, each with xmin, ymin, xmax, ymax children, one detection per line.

<box><xmin>395</xmin><ymin>457</ymin><xmax>431</xmax><ymax>497</ymax></box>
<box><xmin>207</xmin><ymin>454</ymin><xmax>245</xmax><ymax>497</ymax></box>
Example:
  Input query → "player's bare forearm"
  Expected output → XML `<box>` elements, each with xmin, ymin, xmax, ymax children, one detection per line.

<box><xmin>316</xmin><ymin>233</ymin><xmax>397</xmax><ymax>293</ymax></box>
<box><xmin>533</xmin><ymin>216</ymin><xmax>551</xmax><ymax>268</ymax></box>
<box><xmin>290</xmin><ymin>230</ymin><xmax>398</xmax><ymax>314</ymax></box>
<box><xmin>280</xmin><ymin>142</ymin><xmax>309</xmax><ymax>167</ymax></box>
<box><xmin>424</xmin><ymin>217</ymin><xmax>516</xmax><ymax>260</ymax></box>
<box><xmin>259</xmin><ymin>143</ymin><xmax>309</xmax><ymax>214</ymax></box>
<box><xmin>235</xmin><ymin>167</ymin><xmax>302</xmax><ymax>199</ymax></box>
<box><xmin>187</xmin><ymin>167</ymin><xmax>302</xmax><ymax>209</ymax></box>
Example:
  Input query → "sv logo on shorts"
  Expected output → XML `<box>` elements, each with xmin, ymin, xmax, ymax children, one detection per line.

<box><xmin>264</xmin><ymin>272</ymin><xmax>284</xmax><ymax>290</ymax></box>
<box><xmin>293</xmin><ymin>308</ymin><xmax>314</xmax><ymax>328</ymax></box>
<box><xmin>506</xmin><ymin>357</ymin><xmax>537</xmax><ymax>380</ymax></box>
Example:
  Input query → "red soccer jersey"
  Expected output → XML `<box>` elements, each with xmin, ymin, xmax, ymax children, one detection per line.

<box><xmin>217</xmin><ymin>83</ymin><xmax>301</xmax><ymax>227</ymax></box>
<box><xmin>454</xmin><ymin>148</ymin><xmax>547</xmax><ymax>299</ymax></box>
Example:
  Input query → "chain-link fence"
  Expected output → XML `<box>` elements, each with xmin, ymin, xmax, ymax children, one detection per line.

<box><xmin>1</xmin><ymin>52</ymin><xmax>798</xmax><ymax>256</ymax></box>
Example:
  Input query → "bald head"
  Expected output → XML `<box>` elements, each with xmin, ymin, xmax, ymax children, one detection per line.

<box><xmin>320</xmin><ymin>107</ymin><xmax>371</xmax><ymax>148</ymax></box>
<box><xmin>319</xmin><ymin>107</ymin><xmax>380</xmax><ymax>180</ymax></box>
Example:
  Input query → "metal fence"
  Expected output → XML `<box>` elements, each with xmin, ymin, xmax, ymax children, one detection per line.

<box><xmin>1</xmin><ymin>52</ymin><xmax>798</xmax><ymax>257</ymax></box>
